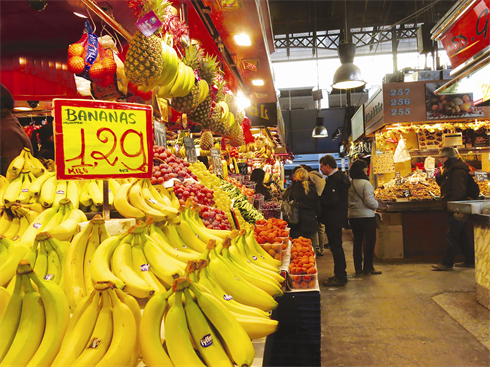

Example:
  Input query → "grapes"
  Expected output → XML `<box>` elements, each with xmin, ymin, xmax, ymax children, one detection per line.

<box><xmin>198</xmin><ymin>205</ymin><xmax>232</xmax><ymax>230</ymax></box>
<box><xmin>152</xmin><ymin>147</ymin><xmax>195</xmax><ymax>183</ymax></box>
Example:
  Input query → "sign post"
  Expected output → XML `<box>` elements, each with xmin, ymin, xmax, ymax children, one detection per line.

<box><xmin>183</xmin><ymin>137</ymin><xmax>197</xmax><ymax>163</ymax></box>
<box><xmin>210</xmin><ymin>149</ymin><xmax>223</xmax><ymax>176</ymax></box>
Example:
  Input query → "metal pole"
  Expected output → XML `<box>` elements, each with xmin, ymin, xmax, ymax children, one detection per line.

<box><xmin>392</xmin><ymin>28</ymin><xmax>398</xmax><ymax>73</ymax></box>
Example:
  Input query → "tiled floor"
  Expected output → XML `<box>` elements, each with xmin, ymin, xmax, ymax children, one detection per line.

<box><xmin>316</xmin><ymin>230</ymin><xmax>490</xmax><ymax>367</ymax></box>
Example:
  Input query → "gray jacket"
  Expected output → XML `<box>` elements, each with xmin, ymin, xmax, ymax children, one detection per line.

<box><xmin>348</xmin><ymin>179</ymin><xmax>379</xmax><ymax>218</ymax></box>
<box><xmin>308</xmin><ymin>171</ymin><xmax>325</xmax><ymax>195</ymax></box>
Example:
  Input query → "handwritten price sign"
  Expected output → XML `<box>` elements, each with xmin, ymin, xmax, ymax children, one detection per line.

<box><xmin>53</xmin><ymin>99</ymin><xmax>153</xmax><ymax>180</ymax></box>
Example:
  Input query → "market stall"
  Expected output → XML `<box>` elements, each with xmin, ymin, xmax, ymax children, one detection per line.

<box><xmin>355</xmin><ymin>77</ymin><xmax>490</xmax><ymax>260</ymax></box>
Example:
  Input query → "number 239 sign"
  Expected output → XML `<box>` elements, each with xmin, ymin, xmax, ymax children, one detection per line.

<box><xmin>53</xmin><ymin>99</ymin><xmax>153</xmax><ymax>180</ymax></box>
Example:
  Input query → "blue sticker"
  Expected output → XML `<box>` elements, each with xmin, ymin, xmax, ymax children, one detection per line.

<box><xmin>44</xmin><ymin>274</ymin><xmax>54</xmax><ymax>281</ymax></box>
<box><xmin>200</xmin><ymin>334</ymin><xmax>213</xmax><ymax>348</ymax></box>
<box><xmin>33</xmin><ymin>222</ymin><xmax>42</xmax><ymax>229</ymax></box>
<box><xmin>140</xmin><ymin>264</ymin><xmax>150</xmax><ymax>272</ymax></box>
<box><xmin>223</xmin><ymin>295</ymin><xmax>233</xmax><ymax>301</ymax></box>
<box><xmin>252</xmin><ymin>256</ymin><xmax>257</xmax><ymax>260</ymax></box>
<box><xmin>56</xmin><ymin>190</ymin><xmax>65</xmax><ymax>194</ymax></box>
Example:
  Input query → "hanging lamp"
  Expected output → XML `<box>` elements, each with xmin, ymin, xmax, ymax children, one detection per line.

<box><xmin>312</xmin><ymin>116</ymin><xmax>328</xmax><ymax>138</ymax></box>
<box><xmin>332</xmin><ymin>42</ymin><xmax>365</xmax><ymax>89</ymax></box>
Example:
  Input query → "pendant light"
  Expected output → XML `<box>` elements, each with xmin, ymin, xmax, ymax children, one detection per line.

<box><xmin>332</xmin><ymin>1</ymin><xmax>365</xmax><ymax>90</ymax></box>
<box><xmin>312</xmin><ymin>115</ymin><xmax>328</xmax><ymax>138</ymax></box>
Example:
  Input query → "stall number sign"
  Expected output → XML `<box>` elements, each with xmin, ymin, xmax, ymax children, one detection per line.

<box><xmin>183</xmin><ymin>137</ymin><xmax>197</xmax><ymax>163</ymax></box>
<box><xmin>389</xmin><ymin>88</ymin><xmax>411</xmax><ymax>117</ymax></box>
<box><xmin>154</xmin><ymin>121</ymin><xmax>167</xmax><ymax>148</ymax></box>
<box><xmin>210</xmin><ymin>149</ymin><xmax>223</xmax><ymax>176</ymax></box>
<box><xmin>53</xmin><ymin>99</ymin><xmax>153</xmax><ymax>180</ymax></box>
<box><xmin>475</xmin><ymin>171</ymin><xmax>488</xmax><ymax>182</ymax></box>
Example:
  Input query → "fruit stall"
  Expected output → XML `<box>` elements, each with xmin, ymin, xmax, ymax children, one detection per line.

<box><xmin>0</xmin><ymin>0</ymin><xmax>325</xmax><ymax>366</ymax></box>
<box><xmin>354</xmin><ymin>77</ymin><xmax>490</xmax><ymax>261</ymax></box>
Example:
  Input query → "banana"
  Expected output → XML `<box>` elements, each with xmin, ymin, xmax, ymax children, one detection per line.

<box><xmin>237</xmin><ymin>234</ymin><xmax>279</xmax><ymax>273</ymax></box>
<box><xmin>16</xmin><ymin>172</ymin><xmax>32</xmax><ymax>204</ymax></box>
<box><xmin>3</xmin><ymin>173</ymin><xmax>23</xmax><ymax>206</ymax></box>
<box><xmin>245</xmin><ymin>232</ymin><xmax>281</xmax><ymax>268</ymax></box>
<box><xmin>188</xmin><ymin>208</ymin><xmax>231</xmax><ymax>239</ymax></box>
<box><xmin>0</xmin><ymin>237</ymin><xmax>30</xmax><ymax>287</ymax></box>
<box><xmin>114</xmin><ymin>183</ymin><xmax>145</xmax><ymax>219</ymax></box>
<box><xmin>83</xmin><ymin>222</ymin><xmax>103</xmax><ymax>296</ymax></box>
<box><xmin>183</xmin><ymin>288</ymin><xmax>233</xmax><ymax>366</ymax></box>
<box><xmin>139</xmin><ymin>289</ymin><xmax>174</xmax><ymax>367</ymax></box>
<box><xmin>71</xmin><ymin>291</ymin><xmax>113</xmax><ymax>367</ymax></box>
<box><xmin>23</xmin><ymin>260</ymin><xmax>70</xmax><ymax>367</ymax></box>
<box><xmin>45</xmin><ymin>241</ymin><xmax>61</xmax><ymax>284</ymax></box>
<box><xmin>183</xmin><ymin>207</ymin><xmax>223</xmax><ymax>244</ymax></box>
<box><xmin>49</xmin><ymin>199</ymin><xmax>83</xmax><ymax>241</ymax></box>
<box><xmin>175</xmin><ymin>220</ymin><xmax>207</xmax><ymax>253</ymax></box>
<box><xmin>156</xmin><ymin>42</ymin><xmax>172</xmax><ymax>86</ymax></box>
<box><xmin>141</xmin><ymin>181</ymin><xmax>179</xmax><ymax>218</ymax></box>
<box><xmin>66</xmin><ymin>180</ymin><xmax>80</xmax><ymax>209</ymax></box>
<box><xmin>23</xmin><ymin>148</ymin><xmax>45</xmax><ymax>172</ymax></box>
<box><xmin>161</xmin><ymin>222</ymin><xmax>199</xmax><ymax>254</ymax></box>
<box><xmin>14</xmin><ymin>215</ymin><xmax>30</xmax><ymax>242</ymax></box>
<box><xmin>168</xmin><ymin>62</ymin><xmax>188</xmax><ymax>98</ymax></box>
<box><xmin>64</xmin><ymin>291</ymin><xmax>96</xmax><ymax>337</ymax></box>
<box><xmin>189</xmin><ymin>282</ymin><xmax>255</xmax><ymax>367</ymax></box>
<box><xmin>112</xmin><ymin>237</ymin><xmax>155</xmax><ymax>299</ymax></box>
<box><xmin>142</xmin><ymin>235</ymin><xmax>183</xmax><ymax>286</ymax></box>
<box><xmin>208</xmin><ymin>246</ymin><xmax>278</xmax><ymax>311</ymax></box>
<box><xmin>0</xmin><ymin>211</ymin><xmax>12</xmax><ymax>234</ymax></box>
<box><xmin>90</xmin><ymin>232</ymin><xmax>130</xmax><ymax>290</ymax></box>
<box><xmin>33</xmin><ymin>239</ymin><xmax>48</xmax><ymax>279</ymax></box>
<box><xmin>165</xmin><ymin>289</ymin><xmax>206</xmax><ymax>366</ymax></box>
<box><xmin>5</xmin><ymin>151</ymin><xmax>25</xmax><ymax>181</ymax></box>
<box><xmin>46</xmin><ymin>236</ymin><xmax>69</xmax><ymax>290</ymax></box>
<box><xmin>157</xmin><ymin>70</ymin><xmax>179</xmax><ymax>98</ymax></box>
<box><xmin>0</xmin><ymin>274</ymin><xmax>24</xmax><ymax>362</ymax></box>
<box><xmin>52</xmin><ymin>180</ymin><xmax>67</xmax><ymax>208</ymax></box>
<box><xmin>0</xmin><ymin>175</ymin><xmax>9</xmax><ymax>204</ymax></box>
<box><xmin>1</xmin><ymin>274</ymin><xmax>45</xmax><ymax>366</ymax></box>
<box><xmin>39</xmin><ymin>175</ymin><xmax>56</xmax><ymax>207</ymax></box>
<box><xmin>144</xmin><ymin>179</ymin><xmax>174</xmax><ymax>208</ymax></box>
<box><xmin>0</xmin><ymin>287</ymin><xmax>10</xmax><ymax>321</ymax></box>
<box><xmin>88</xmin><ymin>180</ymin><xmax>103</xmax><ymax>207</ymax></box>
<box><xmin>107</xmin><ymin>179</ymin><xmax>120</xmax><ymax>205</ymax></box>
<box><xmin>51</xmin><ymin>291</ymin><xmax>101</xmax><ymax>367</ymax></box>
<box><xmin>65</xmin><ymin>222</ymin><xmax>95</xmax><ymax>310</ymax></box>
<box><xmin>95</xmin><ymin>288</ymin><xmax>137</xmax><ymax>367</ymax></box>
<box><xmin>79</xmin><ymin>181</ymin><xmax>92</xmax><ymax>207</ymax></box>
<box><xmin>42</xmin><ymin>204</ymin><xmax>65</xmax><ymax>233</ymax></box>
<box><xmin>131</xmin><ymin>236</ymin><xmax>167</xmax><ymax>294</ymax></box>
<box><xmin>231</xmin><ymin>311</ymin><xmax>279</xmax><ymax>340</ymax></box>
<box><xmin>150</xmin><ymin>225</ymin><xmax>200</xmax><ymax>262</ymax></box>
<box><xmin>128</xmin><ymin>183</ymin><xmax>167</xmax><ymax>222</ymax></box>
<box><xmin>27</xmin><ymin>203</ymin><xmax>44</xmax><ymax>214</ymax></box>
<box><xmin>96</xmin><ymin>180</ymin><xmax>114</xmax><ymax>207</ymax></box>
<box><xmin>3</xmin><ymin>216</ymin><xmax>20</xmax><ymax>240</ymax></box>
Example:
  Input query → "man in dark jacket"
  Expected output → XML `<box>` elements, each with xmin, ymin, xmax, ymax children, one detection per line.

<box><xmin>319</xmin><ymin>154</ymin><xmax>351</xmax><ymax>286</ymax></box>
<box><xmin>432</xmin><ymin>147</ymin><xmax>475</xmax><ymax>271</ymax></box>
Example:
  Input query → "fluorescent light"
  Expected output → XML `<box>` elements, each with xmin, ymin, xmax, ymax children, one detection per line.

<box><xmin>251</xmin><ymin>79</ymin><xmax>264</xmax><ymax>86</ymax></box>
<box><xmin>73</xmin><ymin>12</ymin><xmax>88</xmax><ymax>18</ymax></box>
<box><xmin>13</xmin><ymin>107</ymin><xmax>32</xmax><ymax>111</ymax></box>
<box><xmin>234</xmin><ymin>34</ymin><xmax>251</xmax><ymax>46</ymax></box>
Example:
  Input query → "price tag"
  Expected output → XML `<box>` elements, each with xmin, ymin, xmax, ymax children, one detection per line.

<box><xmin>210</xmin><ymin>149</ymin><xmax>223</xmax><ymax>176</ymax></box>
<box><xmin>475</xmin><ymin>171</ymin><xmax>488</xmax><ymax>182</ymax></box>
<box><xmin>395</xmin><ymin>172</ymin><xmax>402</xmax><ymax>185</ymax></box>
<box><xmin>426</xmin><ymin>169</ymin><xmax>435</xmax><ymax>179</ymax></box>
<box><xmin>237</xmin><ymin>162</ymin><xmax>248</xmax><ymax>175</ymax></box>
<box><xmin>53</xmin><ymin>99</ymin><xmax>153</xmax><ymax>180</ymax></box>
<box><xmin>183</xmin><ymin>137</ymin><xmax>197</xmax><ymax>163</ymax></box>
<box><xmin>154</xmin><ymin>121</ymin><xmax>167</xmax><ymax>148</ymax></box>
<box><xmin>403</xmin><ymin>189</ymin><xmax>411</xmax><ymax>197</ymax></box>
<box><xmin>135</xmin><ymin>10</ymin><xmax>162</xmax><ymax>37</ymax></box>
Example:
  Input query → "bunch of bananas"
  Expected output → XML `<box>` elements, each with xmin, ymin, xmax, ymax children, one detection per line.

<box><xmin>64</xmin><ymin>216</ymin><xmax>109</xmax><ymax>311</ymax></box>
<box><xmin>140</xmin><ymin>277</ymin><xmax>256</xmax><ymax>367</ymax></box>
<box><xmin>79</xmin><ymin>179</ymin><xmax>123</xmax><ymax>212</ymax></box>
<box><xmin>51</xmin><ymin>282</ymin><xmax>138</xmax><ymax>367</ymax></box>
<box><xmin>4</xmin><ymin>148</ymin><xmax>46</xmax><ymax>181</ymax></box>
<box><xmin>0</xmin><ymin>260</ymin><xmax>70</xmax><ymax>367</ymax></box>
<box><xmin>157</xmin><ymin>60</ymin><xmax>195</xmax><ymax>99</ymax></box>
<box><xmin>0</xmin><ymin>203</ymin><xmax>43</xmax><ymax>241</ymax></box>
<box><xmin>20</xmin><ymin>198</ymin><xmax>87</xmax><ymax>245</ymax></box>
<box><xmin>114</xmin><ymin>179</ymin><xmax>179</xmax><ymax>223</ymax></box>
<box><xmin>0</xmin><ymin>236</ymin><xmax>29</xmax><ymax>287</ymax></box>
<box><xmin>154</xmin><ymin>39</ymin><xmax>180</xmax><ymax>89</ymax></box>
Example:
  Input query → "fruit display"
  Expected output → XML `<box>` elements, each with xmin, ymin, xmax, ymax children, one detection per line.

<box><xmin>374</xmin><ymin>171</ymin><xmax>441</xmax><ymax>202</ymax></box>
<box><xmin>474</xmin><ymin>223</ymin><xmax>490</xmax><ymax>290</ymax></box>
<box><xmin>198</xmin><ymin>205</ymin><xmax>233</xmax><ymax>230</ymax></box>
<box><xmin>289</xmin><ymin>237</ymin><xmax>318</xmax><ymax>289</ymax></box>
<box><xmin>169</xmin><ymin>45</ymin><xmax>201</xmax><ymax>112</ymax></box>
<box><xmin>254</xmin><ymin>218</ymin><xmax>289</xmax><ymax>244</ymax></box>
<box><xmin>4</xmin><ymin>147</ymin><xmax>46</xmax><ymax>181</ymax></box>
<box><xmin>260</xmin><ymin>201</ymin><xmax>282</xmax><ymax>220</ymax></box>
<box><xmin>0</xmin><ymin>203</ymin><xmax>44</xmax><ymax>242</ymax></box>
<box><xmin>221</xmin><ymin>178</ymin><xmax>264</xmax><ymax>223</ymax></box>
<box><xmin>78</xmin><ymin>179</ymin><xmax>122</xmax><ymax>211</ymax></box>
<box><xmin>173</xmin><ymin>180</ymin><xmax>215</xmax><ymax>207</ymax></box>
<box><xmin>151</xmin><ymin>146</ymin><xmax>197</xmax><ymax>184</ymax></box>
<box><xmin>0</xmin><ymin>236</ymin><xmax>30</xmax><ymax>287</ymax></box>
<box><xmin>0</xmin><ymin>260</ymin><xmax>70</xmax><ymax>367</ymax></box>
<box><xmin>477</xmin><ymin>180</ymin><xmax>490</xmax><ymax>196</ymax></box>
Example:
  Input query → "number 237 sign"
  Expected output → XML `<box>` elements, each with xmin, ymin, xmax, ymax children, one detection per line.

<box><xmin>53</xmin><ymin>99</ymin><xmax>153</xmax><ymax>180</ymax></box>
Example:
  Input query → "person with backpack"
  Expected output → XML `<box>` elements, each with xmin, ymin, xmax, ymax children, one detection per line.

<box><xmin>432</xmin><ymin>147</ymin><xmax>477</xmax><ymax>271</ymax></box>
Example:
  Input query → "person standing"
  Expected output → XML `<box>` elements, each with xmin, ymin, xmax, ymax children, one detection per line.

<box><xmin>250</xmin><ymin>168</ymin><xmax>272</xmax><ymax>200</ymax></box>
<box><xmin>282</xmin><ymin>168</ymin><xmax>321</xmax><ymax>249</ymax></box>
<box><xmin>348</xmin><ymin>160</ymin><xmax>381</xmax><ymax>276</ymax></box>
<box><xmin>432</xmin><ymin>147</ymin><xmax>475</xmax><ymax>271</ymax></box>
<box><xmin>319</xmin><ymin>154</ymin><xmax>351</xmax><ymax>286</ymax></box>
<box><xmin>0</xmin><ymin>83</ymin><xmax>33</xmax><ymax>176</ymax></box>
<box><xmin>303</xmin><ymin>165</ymin><xmax>327</xmax><ymax>256</ymax></box>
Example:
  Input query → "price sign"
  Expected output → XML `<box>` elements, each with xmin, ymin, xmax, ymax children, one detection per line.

<box><xmin>426</xmin><ymin>169</ymin><xmax>435</xmax><ymax>179</ymax></box>
<box><xmin>372</xmin><ymin>153</ymin><xmax>396</xmax><ymax>174</ymax></box>
<box><xmin>475</xmin><ymin>171</ymin><xmax>488</xmax><ymax>182</ymax></box>
<box><xmin>210</xmin><ymin>149</ymin><xmax>223</xmax><ymax>176</ymax></box>
<box><xmin>237</xmin><ymin>162</ymin><xmax>248</xmax><ymax>176</ymax></box>
<box><xmin>154</xmin><ymin>121</ymin><xmax>167</xmax><ymax>148</ymax></box>
<box><xmin>403</xmin><ymin>189</ymin><xmax>411</xmax><ymax>197</ymax></box>
<box><xmin>183</xmin><ymin>137</ymin><xmax>197</xmax><ymax>163</ymax></box>
<box><xmin>395</xmin><ymin>172</ymin><xmax>402</xmax><ymax>185</ymax></box>
<box><xmin>53</xmin><ymin>99</ymin><xmax>153</xmax><ymax>180</ymax></box>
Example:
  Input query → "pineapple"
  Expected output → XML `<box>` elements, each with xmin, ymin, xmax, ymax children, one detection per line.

<box><xmin>229</xmin><ymin>123</ymin><xmax>245</xmax><ymax>147</ymax></box>
<box><xmin>172</xmin><ymin>45</ymin><xmax>202</xmax><ymax>114</ymax></box>
<box><xmin>188</xmin><ymin>54</ymin><xmax>219</xmax><ymax>127</ymax></box>
<box><xmin>200</xmin><ymin>131</ymin><xmax>214</xmax><ymax>150</ymax></box>
<box><xmin>125</xmin><ymin>31</ymin><xmax>164</xmax><ymax>91</ymax></box>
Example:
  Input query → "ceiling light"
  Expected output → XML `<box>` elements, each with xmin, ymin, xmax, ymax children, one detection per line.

<box><xmin>13</xmin><ymin>107</ymin><xmax>32</xmax><ymax>111</ymax></box>
<box><xmin>237</xmin><ymin>93</ymin><xmax>251</xmax><ymax>109</ymax></box>
<box><xmin>73</xmin><ymin>12</ymin><xmax>88</xmax><ymax>18</ymax></box>
<box><xmin>251</xmin><ymin>79</ymin><xmax>264</xmax><ymax>86</ymax></box>
<box><xmin>234</xmin><ymin>34</ymin><xmax>251</xmax><ymax>46</ymax></box>
<box><xmin>312</xmin><ymin>116</ymin><xmax>328</xmax><ymax>138</ymax></box>
<box><xmin>332</xmin><ymin>43</ymin><xmax>365</xmax><ymax>90</ymax></box>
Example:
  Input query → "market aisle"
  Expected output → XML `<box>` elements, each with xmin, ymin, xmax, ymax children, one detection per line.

<box><xmin>316</xmin><ymin>230</ymin><xmax>490</xmax><ymax>367</ymax></box>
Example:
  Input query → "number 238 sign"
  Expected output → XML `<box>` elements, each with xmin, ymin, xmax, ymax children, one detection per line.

<box><xmin>53</xmin><ymin>99</ymin><xmax>153</xmax><ymax>180</ymax></box>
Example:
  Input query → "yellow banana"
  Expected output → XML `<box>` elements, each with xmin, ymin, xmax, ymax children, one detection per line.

<box><xmin>0</xmin><ymin>274</ymin><xmax>24</xmax><ymax>361</ymax></box>
<box><xmin>39</xmin><ymin>175</ymin><xmax>57</xmax><ymax>207</ymax></box>
<box><xmin>66</xmin><ymin>180</ymin><xmax>80</xmax><ymax>209</ymax></box>
<box><xmin>88</xmin><ymin>180</ymin><xmax>103</xmax><ymax>207</ymax></box>
<box><xmin>114</xmin><ymin>183</ymin><xmax>145</xmax><ymax>219</ymax></box>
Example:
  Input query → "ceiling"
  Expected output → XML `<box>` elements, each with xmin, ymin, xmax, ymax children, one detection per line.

<box><xmin>269</xmin><ymin>0</ymin><xmax>458</xmax><ymax>36</ymax></box>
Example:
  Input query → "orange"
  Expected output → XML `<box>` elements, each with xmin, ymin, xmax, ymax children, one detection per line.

<box><xmin>67</xmin><ymin>56</ymin><xmax>85</xmax><ymax>74</ymax></box>
<box><xmin>68</xmin><ymin>43</ymin><xmax>84</xmax><ymax>58</ymax></box>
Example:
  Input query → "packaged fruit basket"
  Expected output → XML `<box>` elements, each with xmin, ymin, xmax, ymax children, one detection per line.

<box><xmin>287</xmin><ymin>237</ymin><xmax>319</xmax><ymax>291</ymax></box>
<box><xmin>260</xmin><ymin>242</ymin><xmax>287</xmax><ymax>262</ymax></box>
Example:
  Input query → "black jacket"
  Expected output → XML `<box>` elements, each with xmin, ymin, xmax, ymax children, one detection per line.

<box><xmin>319</xmin><ymin>170</ymin><xmax>351</xmax><ymax>228</ymax></box>
<box><xmin>436</xmin><ymin>158</ymin><xmax>469</xmax><ymax>210</ymax></box>
<box><xmin>283</xmin><ymin>182</ymin><xmax>321</xmax><ymax>233</ymax></box>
